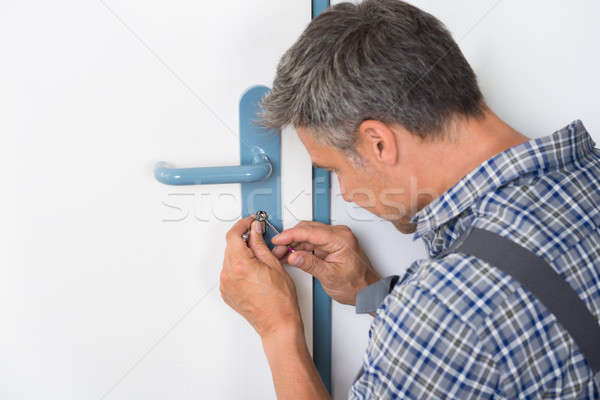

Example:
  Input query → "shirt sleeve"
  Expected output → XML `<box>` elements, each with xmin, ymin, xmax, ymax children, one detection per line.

<box><xmin>355</xmin><ymin>275</ymin><xmax>400</xmax><ymax>314</ymax></box>
<box><xmin>349</xmin><ymin>281</ymin><xmax>500</xmax><ymax>399</ymax></box>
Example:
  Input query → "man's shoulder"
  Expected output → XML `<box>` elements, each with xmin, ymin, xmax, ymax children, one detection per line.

<box><xmin>474</xmin><ymin>152</ymin><xmax>600</xmax><ymax>260</ymax></box>
<box><xmin>373</xmin><ymin>254</ymin><xmax>598</xmax><ymax>399</ymax></box>
<box><xmin>383</xmin><ymin>254</ymin><xmax>517</xmax><ymax>335</ymax></box>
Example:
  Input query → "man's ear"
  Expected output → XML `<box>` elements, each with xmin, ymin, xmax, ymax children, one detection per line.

<box><xmin>356</xmin><ymin>120</ymin><xmax>398</xmax><ymax>166</ymax></box>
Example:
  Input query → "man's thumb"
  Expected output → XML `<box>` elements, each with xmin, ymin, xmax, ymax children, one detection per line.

<box><xmin>287</xmin><ymin>251</ymin><xmax>324</xmax><ymax>276</ymax></box>
<box><xmin>249</xmin><ymin>220</ymin><xmax>279</xmax><ymax>265</ymax></box>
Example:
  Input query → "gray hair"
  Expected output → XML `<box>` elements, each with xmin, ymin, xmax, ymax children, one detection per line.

<box><xmin>258</xmin><ymin>0</ymin><xmax>485</xmax><ymax>152</ymax></box>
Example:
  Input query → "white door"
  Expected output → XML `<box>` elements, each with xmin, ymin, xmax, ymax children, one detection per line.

<box><xmin>3</xmin><ymin>1</ymin><xmax>312</xmax><ymax>399</ymax></box>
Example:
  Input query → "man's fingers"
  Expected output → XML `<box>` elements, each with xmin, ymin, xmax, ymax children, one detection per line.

<box><xmin>274</xmin><ymin>242</ymin><xmax>314</xmax><ymax>255</ymax></box>
<box><xmin>289</xmin><ymin>242</ymin><xmax>315</xmax><ymax>252</ymax></box>
<box><xmin>272</xmin><ymin>225</ymin><xmax>340</xmax><ymax>252</ymax></box>
<box><xmin>248</xmin><ymin>220</ymin><xmax>280</xmax><ymax>266</ymax></box>
<box><xmin>225</xmin><ymin>215</ymin><xmax>254</xmax><ymax>245</ymax></box>
<box><xmin>288</xmin><ymin>242</ymin><xmax>328</xmax><ymax>259</ymax></box>
<box><xmin>272</xmin><ymin>245</ymin><xmax>290</xmax><ymax>259</ymax></box>
<box><xmin>229</xmin><ymin>214</ymin><xmax>255</xmax><ymax>235</ymax></box>
<box><xmin>224</xmin><ymin>215</ymin><xmax>256</xmax><ymax>261</ymax></box>
<box><xmin>273</xmin><ymin>242</ymin><xmax>328</xmax><ymax>264</ymax></box>
<box><xmin>286</xmin><ymin>250</ymin><xmax>326</xmax><ymax>277</ymax></box>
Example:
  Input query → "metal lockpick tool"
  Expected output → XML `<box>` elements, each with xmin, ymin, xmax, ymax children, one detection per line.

<box><xmin>242</xmin><ymin>210</ymin><xmax>294</xmax><ymax>253</ymax></box>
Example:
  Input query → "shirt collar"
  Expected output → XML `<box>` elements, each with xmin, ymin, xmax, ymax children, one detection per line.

<box><xmin>410</xmin><ymin>119</ymin><xmax>596</xmax><ymax>241</ymax></box>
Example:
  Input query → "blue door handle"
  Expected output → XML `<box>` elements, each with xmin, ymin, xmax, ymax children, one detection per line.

<box><xmin>153</xmin><ymin>85</ymin><xmax>282</xmax><ymax>246</ymax></box>
<box><xmin>154</xmin><ymin>147</ymin><xmax>272</xmax><ymax>185</ymax></box>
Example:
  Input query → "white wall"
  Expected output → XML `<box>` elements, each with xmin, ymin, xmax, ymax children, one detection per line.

<box><xmin>330</xmin><ymin>1</ymin><xmax>600</xmax><ymax>399</ymax></box>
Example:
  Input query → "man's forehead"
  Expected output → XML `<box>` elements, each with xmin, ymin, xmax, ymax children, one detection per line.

<box><xmin>295</xmin><ymin>126</ymin><xmax>328</xmax><ymax>151</ymax></box>
<box><xmin>296</xmin><ymin>127</ymin><xmax>321</xmax><ymax>153</ymax></box>
<box><xmin>295</xmin><ymin>126</ymin><xmax>315</xmax><ymax>143</ymax></box>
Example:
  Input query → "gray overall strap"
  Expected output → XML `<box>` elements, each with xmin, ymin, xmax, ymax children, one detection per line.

<box><xmin>452</xmin><ymin>227</ymin><xmax>600</xmax><ymax>374</ymax></box>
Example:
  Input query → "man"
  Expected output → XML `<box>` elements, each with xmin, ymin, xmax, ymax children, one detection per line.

<box><xmin>220</xmin><ymin>0</ymin><xmax>600</xmax><ymax>398</ymax></box>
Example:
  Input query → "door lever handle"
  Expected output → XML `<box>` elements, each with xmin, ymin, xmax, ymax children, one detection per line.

<box><xmin>153</xmin><ymin>85</ymin><xmax>282</xmax><ymax>246</ymax></box>
<box><xmin>154</xmin><ymin>147</ymin><xmax>272</xmax><ymax>185</ymax></box>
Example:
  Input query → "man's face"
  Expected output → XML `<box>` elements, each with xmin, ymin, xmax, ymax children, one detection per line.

<box><xmin>296</xmin><ymin>127</ymin><xmax>432</xmax><ymax>234</ymax></box>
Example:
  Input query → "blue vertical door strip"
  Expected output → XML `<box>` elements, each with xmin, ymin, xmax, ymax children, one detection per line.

<box><xmin>311</xmin><ymin>0</ymin><xmax>331</xmax><ymax>394</ymax></box>
<box><xmin>313</xmin><ymin>167</ymin><xmax>331</xmax><ymax>393</ymax></box>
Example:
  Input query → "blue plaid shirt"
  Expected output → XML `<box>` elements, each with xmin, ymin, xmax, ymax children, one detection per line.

<box><xmin>350</xmin><ymin>120</ymin><xmax>600</xmax><ymax>399</ymax></box>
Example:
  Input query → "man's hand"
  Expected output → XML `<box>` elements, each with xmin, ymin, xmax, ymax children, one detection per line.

<box><xmin>220</xmin><ymin>216</ymin><xmax>303</xmax><ymax>340</ymax></box>
<box><xmin>271</xmin><ymin>221</ymin><xmax>380</xmax><ymax>305</ymax></box>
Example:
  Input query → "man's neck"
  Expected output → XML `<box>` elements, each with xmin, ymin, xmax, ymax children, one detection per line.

<box><xmin>416</xmin><ymin>106</ymin><xmax>530</xmax><ymax>209</ymax></box>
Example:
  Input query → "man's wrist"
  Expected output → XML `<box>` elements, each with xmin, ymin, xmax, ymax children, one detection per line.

<box><xmin>260</xmin><ymin>318</ymin><xmax>330</xmax><ymax>400</ymax></box>
<box><xmin>261</xmin><ymin>320</ymin><xmax>305</xmax><ymax>348</ymax></box>
<box><xmin>351</xmin><ymin>268</ymin><xmax>381</xmax><ymax>305</ymax></box>
<box><xmin>365</xmin><ymin>268</ymin><xmax>381</xmax><ymax>287</ymax></box>
<box><xmin>261</xmin><ymin>323</ymin><xmax>307</xmax><ymax>367</ymax></box>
